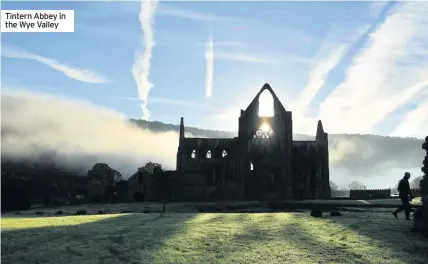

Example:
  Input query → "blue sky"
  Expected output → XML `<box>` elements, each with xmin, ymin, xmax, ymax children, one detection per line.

<box><xmin>2</xmin><ymin>1</ymin><xmax>427</xmax><ymax>138</ymax></box>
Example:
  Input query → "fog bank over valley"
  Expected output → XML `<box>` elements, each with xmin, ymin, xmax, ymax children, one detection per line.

<box><xmin>1</xmin><ymin>89</ymin><xmax>424</xmax><ymax>188</ymax></box>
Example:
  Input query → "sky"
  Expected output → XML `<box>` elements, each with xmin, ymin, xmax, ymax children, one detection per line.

<box><xmin>1</xmin><ymin>1</ymin><xmax>428</xmax><ymax>188</ymax></box>
<box><xmin>2</xmin><ymin>1</ymin><xmax>427</xmax><ymax>137</ymax></box>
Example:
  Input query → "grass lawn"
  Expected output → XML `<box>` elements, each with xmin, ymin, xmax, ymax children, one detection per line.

<box><xmin>2</xmin><ymin>212</ymin><xmax>427</xmax><ymax>264</ymax></box>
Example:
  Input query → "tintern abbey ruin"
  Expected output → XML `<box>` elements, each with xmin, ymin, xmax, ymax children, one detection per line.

<box><xmin>166</xmin><ymin>83</ymin><xmax>331</xmax><ymax>200</ymax></box>
<box><xmin>1</xmin><ymin>83</ymin><xmax>331</xmax><ymax>208</ymax></box>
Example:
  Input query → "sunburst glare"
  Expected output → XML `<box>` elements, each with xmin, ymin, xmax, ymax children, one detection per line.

<box><xmin>258</xmin><ymin>90</ymin><xmax>274</xmax><ymax>117</ymax></box>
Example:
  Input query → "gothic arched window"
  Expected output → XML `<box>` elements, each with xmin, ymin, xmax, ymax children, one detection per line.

<box><xmin>250</xmin><ymin>162</ymin><xmax>254</xmax><ymax>171</ymax></box>
<box><xmin>258</xmin><ymin>89</ymin><xmax>274</xmax><ymax>117</ymax></box>
<box><xmin>222</xmin><ymin>150</ymin><xmax>227</xmax><ymax>158</ymax></box>
<box><xmin>206</xmin><ymin>150</ymin><xmax>212</xmax><ymax>159</ymax></box>
<box><xmin>191</xmin><ymin>149</ymin><xmax>196</xmax><ymax>159</ymax></box>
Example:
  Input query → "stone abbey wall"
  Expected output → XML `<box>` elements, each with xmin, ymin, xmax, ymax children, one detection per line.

<box><xmin>175</xmin><ymin>83</ymin><xmax>330</xmax><ymax>201</ymax></box>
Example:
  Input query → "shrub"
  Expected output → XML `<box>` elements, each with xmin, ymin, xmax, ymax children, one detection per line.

<box><xmin>75</xmin><ymin>210</ymin><xmax>87</xmax><ymax>215</ymax></box>
<box><xmin>310</xmin><ymin>210</ymin><xmax>322</xmax><ymax>217</ymax></box>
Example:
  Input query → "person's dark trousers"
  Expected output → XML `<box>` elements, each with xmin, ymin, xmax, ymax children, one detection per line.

<box><xmin>394</xmin><ymin>196</ymin><xmax>411</xmax><ymax>219</ymax></box>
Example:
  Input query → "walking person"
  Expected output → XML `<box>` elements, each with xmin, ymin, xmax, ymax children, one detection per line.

<box><xmin>392</xmin><ymin>172</ymin><xmax>413</xmax><ymax>220</ymax></box>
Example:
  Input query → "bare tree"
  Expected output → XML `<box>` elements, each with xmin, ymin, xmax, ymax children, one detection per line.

<box><xmin>411</xmin><ymin>176</ymin><xmax>423</xmax><ymax>189</ymax></box>
<box><xmin>330</xmin><ymin>181</ymin><xmax>339</xmax><ymax>190</ymax></box>
<box><xmin>349</xmin><ymin>181</ymin><xmax>367</xmax><ymax>190</ymax></box>
<box><xmin>143</xmin><ymin>162</ymin><xmax>162</xmax><ymax>175</ymax></box>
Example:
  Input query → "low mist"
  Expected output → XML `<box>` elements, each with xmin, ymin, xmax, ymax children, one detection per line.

<box><xmin>1</xmin><ymin>89</ymin><xmax>179</xmax><ymax>178</ymax></box>
<box><xmin>1</xmin><ymin>89</ymin><xmax>424</xmax><ymax>188</ymax></box>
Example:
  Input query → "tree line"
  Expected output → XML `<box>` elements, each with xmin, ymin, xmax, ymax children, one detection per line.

<box><xmin>330</xmin><ymin>176</ymin><xmax>423</xmax><ymax>191</ymax></box>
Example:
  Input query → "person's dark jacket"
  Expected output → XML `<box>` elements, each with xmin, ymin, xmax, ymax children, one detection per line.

<box><xmin>397</xmin><ymin>178</ymin><xmax>411</xmax><ymax>198</ymax></box>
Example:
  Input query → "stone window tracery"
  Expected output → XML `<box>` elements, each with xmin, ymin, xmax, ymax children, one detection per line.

<box><xmin>252</xmin><ymin>124</ymin><xmax>275</xmax><ymax>145</ymax></box>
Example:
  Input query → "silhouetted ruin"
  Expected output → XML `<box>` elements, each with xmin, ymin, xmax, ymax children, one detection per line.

<box><xmin>179</xmin><ymin>84</ymin><xmax>330</xmax><ymax>200</ymax></box>
<box><xmin>128</xmin><ymin>84</ymin><xmax>330</xmax><ymax>201</ymax></box>
<box><xmin>16</xmin><ymin>85</ymin><xmax>428</xmax><ymax>207</ymax></box>
<box><xmin>128</xmin><ymin>166</ymin><xmax>159</xmax><ymax>201</ymax></box>
<box><xmin>1</xmin><ymin>160</ymin><xmax>89</xmax><ymax>207</ymax></box>
<box><xmin>87</xmin><ymin>163</ymin><xmax>122</xmax><ymax>202</ymax></box>
<box><xmin>1</xmin><ymin>161</ymin><xmax>127</xmax><ymax>210</ymax></box>
<box><xmin>413</xmin><ymin>136</ymin><xmax>428</xmax><ymax>237</ymax></box>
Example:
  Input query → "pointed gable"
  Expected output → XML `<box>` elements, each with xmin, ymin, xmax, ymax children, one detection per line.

<box><xmin>316</xmin><ymin>120</ymin><xmax>327</xmax><ymax>143</ymax></box>
<box><xmin>316</xmin><ymin>120</ymin><xmax>324</xmax><ymax>134</ymax></box>
<box><xmin>245</xmin><ymin>83</ymin><xmax>286</xmax><ymax>113</ymax></box>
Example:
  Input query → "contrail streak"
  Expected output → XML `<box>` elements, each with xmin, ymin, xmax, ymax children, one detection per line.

<box><xmin>205</xmin><ymin>35</ymin><xmax>214</xmax><ymax>97</ymax></box>
<box><xmin>132</xmin><ymin>0</ymin><xmax>159</xmax><ymax>120</ymax></box>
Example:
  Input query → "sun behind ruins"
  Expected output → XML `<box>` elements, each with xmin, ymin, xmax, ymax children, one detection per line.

<box><xmin>153</xmin><ymin>83</ymin><xmax>332</xmax><ymax>201</ymax></box>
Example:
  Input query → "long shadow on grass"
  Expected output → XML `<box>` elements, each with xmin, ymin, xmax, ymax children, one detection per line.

<box><xmin>1</xmin><ymin>213</ymin><xmax>198</xmax><ymax>264</ymax></box>
<box><xmin>167</xmin><ymin>213</ymin><xmax>371</xmax><ymax>263</ymax></box>
<box><xmin>322</xmin><ymin>212</ymin><xmax>428</xmax><ymax>263</ymax></box>
<box><xmin>148</xmin><ymin>213</ymin><xmax>428</xmax><ymax>264</ymax></box>
<box><xmin>6</xmin><ymin>212</ymin><xmax>426</xmax><ymax>264</ymax></box>
<box><xmin>289</xmin><ymin>213</ymin><xmax>427</xmax><ymax>264</ymax></box>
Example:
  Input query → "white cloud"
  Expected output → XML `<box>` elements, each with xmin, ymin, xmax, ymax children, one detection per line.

<box><xmin>213</xmin><ymin>50</ymin><xmax>314</xmax><ymax>65</ymax></box>
<box><xmin>205</xmin><ymin>35</ymin><xmax>214</xmax><ymax>97</ymax></box>
<box><xmin>1</xmin><ymin>88</ymin><xmax>179</xmax><ymax>177</ymax></box>
<box><xmin>206</xmin><ymin>107</ymin><xmax>240</xmax><ymax>121</ymax></box>
<box><xmin>390</xmin><ymin>99</ymin><xmax>428</xmax><ymax>139</ymax></box>
<box><xmin>149</xmin><ymin>97</ymin><xmax>211</xmax><ymax>109</ymax></box>
<box><xmin>319</xmin><ymin>2</ymin><xmax>428</xmax><ymax>135</ymax></box>
<box><xmin>115</xmin><ymin>96</ymin><xmax>141</xmax><ymax>101</ymax></box>
<box><xmin>214</xmin><ymin>51</ymin><xmax>279</xmax><ymax>64</ymax></box>
<box><xmin>291</xmin><ymin>23</ymin><xmax>372</xmax><ymax>134</ymax></box>
<box><xmin>1</xmin><ymin>45</ymin><xmax>109</xmax><ymax>84</ymax></box>
<box><xmin>116</xmin><ymin>96</ymin><xmax>210</xmax><ymax>109</ymax></box>
<box><xmin>290</xmin><ymin>113</ymin><xmax>320</xmax><ymax>136</ymax></box>
<box><xmin>157</xmin><ymin>3</ymin><xmax>233</xmax><ymax>21</ymax></box>
<box><xmin>153</xmin><ymin>41</ymin><xmax>242</xmax><ymax>47</ymax></box>
<box><xmin>368</xmin><ymin>1</ymin><xmax>389</xmax><ymax>19</ymax></box>
<box><xmin>197</xmin><ymin>41</ymin><xmax>242</xmax><ymax>47</ymax></box>
<box><xmin>292</xmin><ymin>42</ymin><xmax>348</xmax><ymax>114</ymax></box>
<box><xmin>132</xmin><ymin>0</ymin><xmax>159</xmax><ymax>121</ymax></box>
<box><xmin>100</xmin><ymin>2</ymin><xmax>233</xmax><ymax>22</ymax></box>
<box><xmin>203</xmin><ymin>106</ymin><xmax>242</xmax><ymax>131</ymax></box>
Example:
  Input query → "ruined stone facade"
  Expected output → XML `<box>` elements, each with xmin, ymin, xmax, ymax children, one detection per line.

<box><xmin>413</xmin><ymin>136</ymin><xmax>428</xmax><ymax>236</ymax></box>
<box><xmin>128</xmin><ymin>167</ymin><xmax>158</xmax><ymax>201</ymax></box>
<box><xmin>175</xmin><ymin>84</ymin><xmax>330</xmax><ymax>200</ymax></box>
<box><xmin>86</xmin><ymin>163</ymin><xmax>122</xmax><ymax>200</ymax></box>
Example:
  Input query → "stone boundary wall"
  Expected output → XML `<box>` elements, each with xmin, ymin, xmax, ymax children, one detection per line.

<box><xmin>350</xmin><ymin>189</ymin><xmax>391</xmax><ymax>199</ymax></box>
